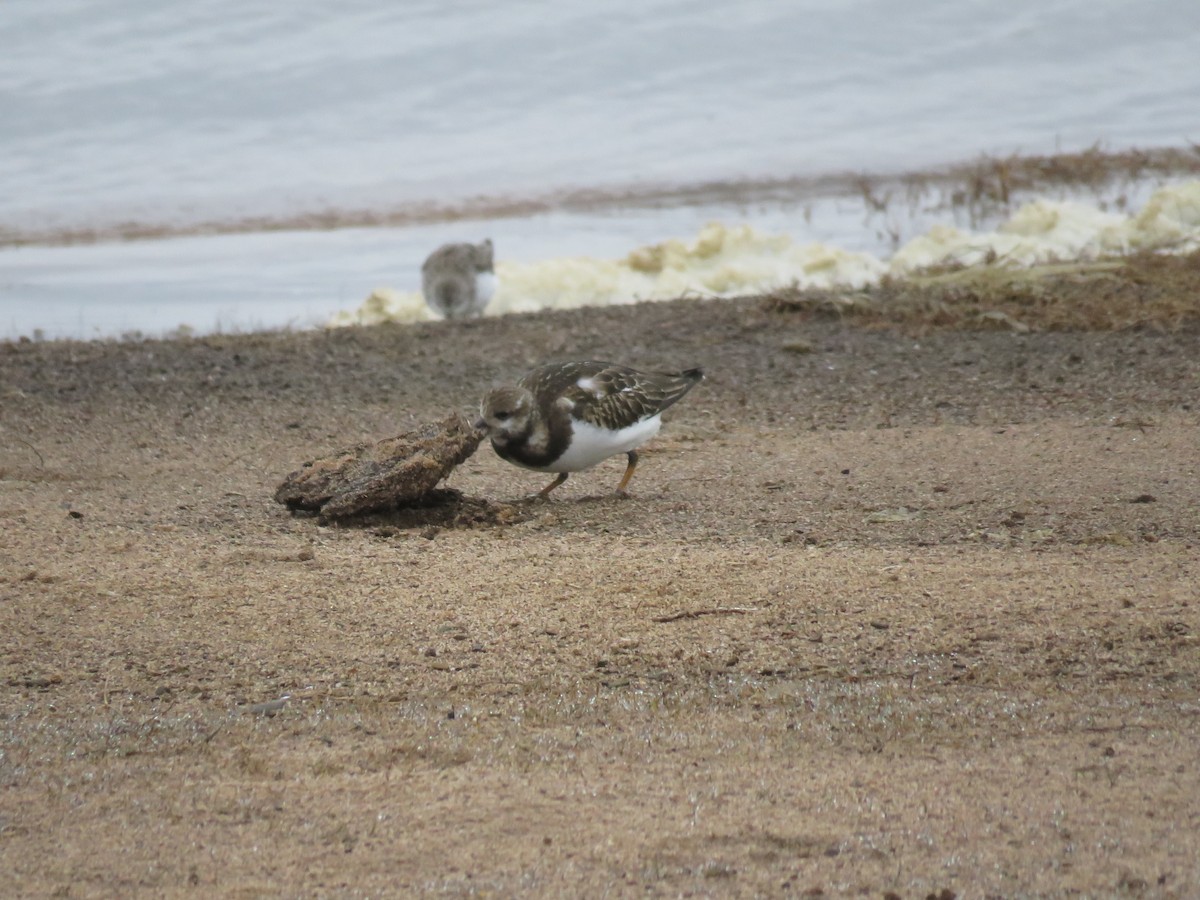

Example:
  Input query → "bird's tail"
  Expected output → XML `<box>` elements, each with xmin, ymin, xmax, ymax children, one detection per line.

<box><xmin>654</xmin><ymin>366</ymin><xmax>705</xmax><ymax>413</ymax></box>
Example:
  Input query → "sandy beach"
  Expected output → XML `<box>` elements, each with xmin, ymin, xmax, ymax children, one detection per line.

<box><xmin>2</xmin><ymin>254</ymin><xmax>1199</xmax><ymax>896</ymax></box>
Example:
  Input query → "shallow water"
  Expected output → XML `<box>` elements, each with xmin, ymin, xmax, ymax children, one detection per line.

<box><xmin>3</xmin><ymin>0</ymin><xmax>1199</xmax><ymax>339</ymax></box>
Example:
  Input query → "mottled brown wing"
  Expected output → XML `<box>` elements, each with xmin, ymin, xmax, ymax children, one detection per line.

<box><xmin>522</xmin><ymin>361</ymin><xmax>703</xmax><ymax>432</ymax></box>
<box><xmin>421</xmin><ymin>242</ymin><xmax>473</xmax><ymax>275</ymax></box>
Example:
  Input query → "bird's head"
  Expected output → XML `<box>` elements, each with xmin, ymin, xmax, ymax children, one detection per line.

<box><xmin>474</xmin><ymin>385</ymin><xmax>533</xmax><ymax>444</ymax></box>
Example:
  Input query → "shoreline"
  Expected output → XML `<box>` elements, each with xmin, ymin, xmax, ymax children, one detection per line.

<box><xmin>7</xmin><ymin>245</ymin><xmax>1200</xmax><ymax>349</ymax></box>
<box><xmin>5</xmin><ymin>162</ymin><xmax>1197</xmax><ymax>345</ymax></box>
<box><xmin>4</xmin><ymin>144</ymin><xmax>1198</xmax><ymax>250</ymax></box>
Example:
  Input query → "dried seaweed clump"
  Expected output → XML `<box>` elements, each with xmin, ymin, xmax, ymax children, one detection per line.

<box><xmin>274</xmin><ymin>411</ymin><xmax>482</xmax><ymax>519</ymax></box>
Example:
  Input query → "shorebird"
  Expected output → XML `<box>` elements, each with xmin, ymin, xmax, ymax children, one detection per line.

<box><xmin>475</xmin><ymin>360</ymin><xmax>704</xmax><ymax>497</ymax></box>
<box><xmin>421</xmin><ymin>239</ymin><xmax>496</xmax><ymax>319</ymax></box>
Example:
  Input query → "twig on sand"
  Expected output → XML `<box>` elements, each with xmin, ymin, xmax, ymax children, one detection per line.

<box><xmin>652</xmin><ymin>607</ymin><xmax>758</xmax><ymax>623</ymax></box>
<box><xmin>14</xmin><ymin>437</ymin><xmax>45</xmax><ymax>468</ymax></box>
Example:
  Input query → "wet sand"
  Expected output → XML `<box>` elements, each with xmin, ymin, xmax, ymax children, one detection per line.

<box><xmin>2</xmin><ymin>272</ymin><xmax>1199</xmax><ymax>896</ymax></box>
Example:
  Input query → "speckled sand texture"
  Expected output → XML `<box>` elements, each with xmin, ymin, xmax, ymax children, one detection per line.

<box><xmin>2</xmin><ymin>270</ymin><xmax>1199</xmax><ymax>896</ymax></box>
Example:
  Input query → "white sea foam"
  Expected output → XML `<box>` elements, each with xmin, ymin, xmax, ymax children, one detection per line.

<box><xmin>890</xmin><ymin>181</ymin><xmax>1200</xmax><ymax>272</ymax></box>
<box><xmin>331</xmin><ymin>225</ymin><xmax>885</xmax><ymax>326</ymax></box>
<box><xmin>331</xmin><ymin>182</ymin><xmax>1200</xmax><ymax>329</ymax></box>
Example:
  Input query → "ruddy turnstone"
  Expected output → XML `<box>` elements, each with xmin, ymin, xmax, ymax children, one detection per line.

<box><xmin>475</xmin><ymin>361</ymin><xmax>704</xmax><ymax>497</ymax></box>
<box><xmin>421</xmin><ymin>239</ymin><xmax>496</xmax><ymax>320</ymax></box>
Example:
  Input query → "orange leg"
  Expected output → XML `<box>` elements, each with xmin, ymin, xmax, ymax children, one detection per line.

<box><xmin>538</xmin><ymin>472</ymin><xmax>569</xmax><ymax>497</ymax></box>
<box><xmin>615</xmin><ymin>450</ymin><xmax>639</xmax><ymax>495</ymax></box>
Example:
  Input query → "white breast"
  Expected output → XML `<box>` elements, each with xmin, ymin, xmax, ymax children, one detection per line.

<box><xmin>546</xmin><ymin>414</ymin><xmax>662</xmax><ymax>473</ymax></box>
<box><xmin>474</xmin><ymin>272</ymin><xmax>497</xmax><ymax>307</ymax></box>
